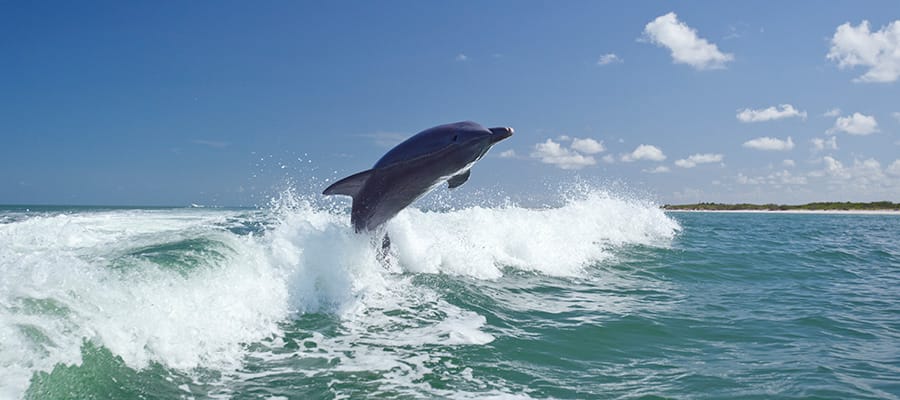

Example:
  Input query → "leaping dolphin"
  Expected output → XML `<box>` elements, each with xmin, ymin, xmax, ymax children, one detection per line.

<box><xmin>323</xmin><ymin>121</ymin><xmax>513</xmax><ymax>233</ymax></box>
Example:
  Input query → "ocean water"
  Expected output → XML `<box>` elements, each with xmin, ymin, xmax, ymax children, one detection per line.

<box><xmin>1</xmin><ymin>191</ymin><xmax>899</xmax><ymax>399</ymax></box>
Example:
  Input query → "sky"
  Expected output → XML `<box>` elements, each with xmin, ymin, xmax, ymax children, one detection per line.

<box><xmin>2</xmin><ymin>1</ymin><xmax>899</xmax><ymax>206</ymax></box>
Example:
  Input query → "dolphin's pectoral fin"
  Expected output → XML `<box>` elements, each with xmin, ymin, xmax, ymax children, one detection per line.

<box><xmin>323</xmin><ymin>169</ymin><xmax>373</xmax><ymax>197</ymax></box>
<box><xmin>447</xmin><ymin>170</ymin><xmax>471</xmax><ymax>189</ymax></box>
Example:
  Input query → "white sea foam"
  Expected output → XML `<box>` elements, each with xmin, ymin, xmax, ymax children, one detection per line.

<box><xmin>389</xmin><ymin>190</ymin><xmax>679</xmax><ymax>278</ymax></box>
<box><xmin>0</xmin><ymin>210</ymin><xmax>290</xmax><ymax>397</ymax></box>
<box><xmin>0</xmin><ymin>188</ymin><xmax>679</xmax><ymax>398</ymax></box>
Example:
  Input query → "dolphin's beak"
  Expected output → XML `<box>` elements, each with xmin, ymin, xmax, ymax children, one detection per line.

<box><xmin>488</xmin><ymin>127</ymin><xmax>514</xmax><ymax>144</ymax></box>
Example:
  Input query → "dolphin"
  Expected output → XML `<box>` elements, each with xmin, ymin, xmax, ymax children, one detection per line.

<box><xmin>323</xmin><ymin>121</ymin><xmax>513</xmax><ymax>233</ymax></box>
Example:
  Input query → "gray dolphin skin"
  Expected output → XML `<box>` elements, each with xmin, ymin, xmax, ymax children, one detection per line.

<box><xmin>323</xmin><ymin>121</ymin><xmax>513</xmax><ymax>233</ymax></box>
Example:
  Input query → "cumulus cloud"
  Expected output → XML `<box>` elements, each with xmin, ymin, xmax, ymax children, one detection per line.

<box><xmin>888</xmin><ymin>159</ymin><xmax>900</xmax><ymax>176</ymax></box>
<box><xmin>743</xmin><ymin>136</ymin><xmax>795</xmax><ymax>151</ymax></box>
<box><xmin>498</xmin><ymin>149</ymin><xmax>517</xmax><ymax>158</ymax></box>
<box><xmin>811</xmin><ymin>136</ymin><xmax>838</xmax><ymax>152</ymax></box>
<box><xmin>570</xmin><ymin>138</ymin><xmax>605</xmax><ymax>154</ymax></box>
<box><xmin>456</xmin><ymin>53</ymin><xmax>468</xmax><ymax>62</ymax></box>
<box><xmin>737</xmin><ymin>170</ymin><xmax>807</xmax><ymax>185</ymax></box>
<box><xmin>892</xmin><ymin>112</ymin><xmax>900</xmax><ymax>123</ymax></box>
<box><xmin>530</xmin><ymin>139</ymin><xmax>596</xmax><ymax>170</ymax></box>
<box><xmin>621</xmin><ymin>144</ymin><xmax>666</xmax><ymax>162</ymax></box>
<box><xmin>827</xmin><ymin>20</ymin><xmax>900</xmax><ymax>83</ymax></box>
<box><xmin>828</xmin><ymin>112</ymin><xmax>879</xmax><ymax>135</ymax></box>
<box><xmin>643</xmin><ymin>12</ymin><xmax>734</xmax><ymax>70</ymax></box>
<box><xmin>735</xmin><ymin>173</ymin><xmax>757</xmax><ymax>185</ymax></box>
<box><xmin>761</xmin><ymin>156</ymin><xmax>897</xmax><ymax>198</ymax></box>
<box><xmin>819</xmin><ymin>156</ymin><xmax>845</xmax><ymax>178</ymax></box>
<box><xmin>774</xmin><ymin>170</ymin><xmax>807</xmax><ymax>185</ymax></box>
<box><xmin>815</xmin><ymin>157</ymin><xmax>885</xmax><ymax>185</ymax></box>
<box><xmin>674</xmin><ymin>153</ymin><xmax>724</xmax><ymax>168</ymax></box>
<box><xmin>783</xmin><ymin>159</ymin><xmax>796</xmax><ymax>167</ymax></box>
<box><xmin>824</xmin><ymin>108</ymin><xmax>841</xmax><ymax>117</ymax></box>
<box><xmin>597</xmin><ymin>53</ymin><xmax>623</xmax><ymax>65</ymax></box>
<box><xmin>736</xmin><ymin>104</ymin><xmax>807</xmax><ymax>122</ymax></box>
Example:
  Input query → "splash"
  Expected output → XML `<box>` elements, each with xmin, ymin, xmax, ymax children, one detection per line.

<box><xmin>388</xmin><ymin>188</ymin><xmax>679</xmax><ymax>278</ymax></box>
<box><xmin>0</xmin><ymin>210</ymin><xmax>289</xmax><ymax>397</ymax></box>
<box><xmin>0</xmin><ymin>186</ymin><xmax>679</xmax><ymax>398</ymax></box>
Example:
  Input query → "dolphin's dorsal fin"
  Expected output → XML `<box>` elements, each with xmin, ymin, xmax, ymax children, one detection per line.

<box><xmin>323</xmin><ymin>169</ymin><xmax>373</xmax><ymax>197</ymax></box>
<box><xmin>447</xmin><ymin>170</ymin><xmax>471</xmax><ymax>189</ymax></box>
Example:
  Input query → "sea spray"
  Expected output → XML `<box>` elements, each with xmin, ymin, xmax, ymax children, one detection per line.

<box><xmin>389</xmin><ymin>188</ymin><xmax>679</xmax><ymax>278</ymax></box>
<box><xmin>1</xmin><ymin>185</ymin><xmax>681</xmax><ymax>398</ymax></box>
<box><xmin>0</xmin><ymin>209</ymin><xmax>291</xmax><ymax>397</ymax></box>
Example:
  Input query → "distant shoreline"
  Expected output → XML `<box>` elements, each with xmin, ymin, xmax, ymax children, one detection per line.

<box><xmin>663</xmin><ymin>202</ymin><xmax>900</xmax><ymax>215</ymax></box>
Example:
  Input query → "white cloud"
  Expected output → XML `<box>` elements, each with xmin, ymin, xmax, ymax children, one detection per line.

<box><xmin>711</xmin><ymin>155</ymin><xmax>887</xmax><ymax>199</ymax></box>
<box><xmin>602</xmin><ymin>154</ymin><xmax>616</xmax><ymax>164</ymax></box>
<box><xmin>801</xmin><ymin>156</ymin><xmax>898</xmax><ymax>197</ymax></box>
<box><xmin>820</xmin><ymin>156</ymin><xmax>847</xmax><ymax>179</ymax></box>
<box><xmin>828</xmin><ymin>112</ymin><xmax>879</xmax><ymax>135</ymax></box>
<box><xmin>456</xmin><ymin>53</ymin><xmax>468</xmax><ymax>62</ymax></box>
<box><xmin>892</xmin><ymin>112</ymin><xmax>900</xmax><ymax>123</ymax></box>
<box><xmin>530</xmin><ymin>136</ymin><xmax>606</xmax><ymax>168</ymax></box>
<box><xmin>674</xmin><ymin>153</ymin><xmax>724</xmax><ymax>168</ymax></box>
<box><xmin>775</xmin><ymin>170</ymin><xmax>807</xmax><ymax>185</ymax></box>
<box><xmin>621</xmin><ymin>144</ymin><xmax>666</xmax><ymax>162</ymax></box>
<box><xmin>827</xmin><ymin>20</ymin><xmax>900</xmax><ymax>83</ymax></box>
<box><xmin>530</xmin><ymin>139</ymin><xmax>596</xmax><ymax>170</ymax></box>
<box><xmin>857</xmin><ymin>159</ymin><xmax>883</xmax><ymax>177</ymax></box>
<box><xmin>643</xmin><ymin>12</ymin><xmax>734</xmax><ymax>70</ymax></box>
<box><xmin>811</xmin><ymin>136</ymin><xmax>838</xmax><ymax>152</ymax></box>
<box><xmin>783</xmin><ymin>159</ymin><xmax>796</xmax><ymax>167</ymax></box>
<box><xmin>498</xmin><ymin>150</ymin><xmax>517</xmax><ymax>158</ymax></box>
<box><xmin>817</xmin><ymin>157</ymin><xmax>885</xmax><ymax>184</ymax></box>
<box><xmin>737</xmin><ymin>170</ymin><xmax>807</xmax><ymax>185</ymax></box>
<box><xmin>672</xmin><ymin>187</ymin><xmax>706</xmax><ymax>202</ymax></box>
<box><xmin>644</xmin><ymin>165</ymin><xmax>671</xmax><ymax>174</ymax></box>
<box><xmin>824</xmin><ymin>108</ymin><xmax>841</xmax><ymax>117</ymax></box>
<box><xmin>736</xmin><ymin>104</ymin><xmax>807</xmax><ymax>122</ymax></box>
<box><xmin>742</xmin><ymin>136</ymin><xmax>795</xmax><ymax>151</ymax></box>
<box><xmin>736</xmin><ymin>173</ymin><xmax>758</xmax><ymax>185</ymax></box>
<box><xmin>723</xmin><ymin>24</ymin><xmax>746</xmax><ymax>40</ymax></box>
<box><xmin>570</xmin><ymin>138</ymin><xmax>605</xmax><ymax>154</ymax></box>
<box><xmin>597</xmin><ymin>53</ymin><xmax>623</xmax><ymax>65</ymax></box>
<box><xmin>888</xmin><ymin>159</ymin><xmax>900</xmax><ymax>176</ymax></box>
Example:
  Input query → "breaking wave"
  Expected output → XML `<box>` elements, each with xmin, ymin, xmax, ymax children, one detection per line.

<box><xmin>0</xmin><ymin>188</ymin><xmax>679</xmax><ymax>398</ymax></box>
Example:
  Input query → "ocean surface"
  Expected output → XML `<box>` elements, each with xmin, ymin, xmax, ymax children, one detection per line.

<box><xmin>1</xmin><ymin>190</ymin><xmax>899</xmax><ymax>399</ymax></box>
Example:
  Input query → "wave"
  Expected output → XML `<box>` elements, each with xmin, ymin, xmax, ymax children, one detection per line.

<box><xmin>0</xmin><ymin>188</ymin><xmax>679</xmax><ymax>398</ymax></box>
<box><xmin>388</xmin><ymin>190</ymin><xmax>679</xmax><ymax>278</ymax></box>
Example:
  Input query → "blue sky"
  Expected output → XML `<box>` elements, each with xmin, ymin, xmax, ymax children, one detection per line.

<box><xmin>2</xmin><ymin>1</ymin><xmax>899</xmax><ymax>206</ymax></box>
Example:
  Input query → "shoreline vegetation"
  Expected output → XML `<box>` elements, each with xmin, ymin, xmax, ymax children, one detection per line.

<box><xmin>663</xmin><ymin>201</ymin><xmax>900</xmax><ymax>212</ymax></box>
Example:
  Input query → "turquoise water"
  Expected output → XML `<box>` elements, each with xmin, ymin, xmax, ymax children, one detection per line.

<box><xmin>1</xmin><ymin>195</ymin><xmax>898</xmax><ymax>399</ymax></box>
